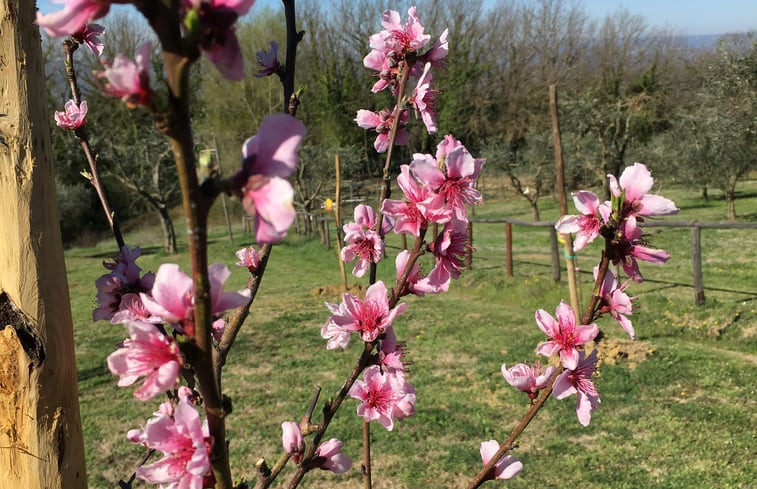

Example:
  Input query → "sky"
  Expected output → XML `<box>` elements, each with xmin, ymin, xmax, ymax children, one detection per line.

<box><xmin>37</xmin><ymin>0</ymin><xmax>756</xmax><ymax>36</ymax></box>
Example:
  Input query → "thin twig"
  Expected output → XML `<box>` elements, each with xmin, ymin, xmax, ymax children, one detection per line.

<box><xmin>465</xmin><ymin>235</ymin><xmax>614</xmax><ymax>489</ymax></box>
<box><xmin>362</xmin><ymin>419</ymin><xmax>372</xmax><ymax>489</ymax></box>
<box><xmin>62</xmin><ymin>39</ymin><xmax>125</xmax><ymax>250</ymax></box>
<box><xmin>370</xmin><ymin>59</ymin><xmax>411</xmax><ymax>284</ymax></box>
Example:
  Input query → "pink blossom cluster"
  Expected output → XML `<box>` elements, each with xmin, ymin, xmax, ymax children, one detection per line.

<box><xmin>98</xmin><ymin>42</ymin><xmax>153</xmax><ymax>108</ymax></box>
<box><xmin>128</xmin><ymin>388</ymin><xmax>213</xmax><ymax>489</ymax></box>
<box><xmin>554</xmin><ymin>162</ymin><xmax>676</xmax><ymax>338</ymax></box>
<box><xmin>280</xmin><ymin>422</ymin><xmax>352</xmax><ymax>473</ymax></box>
<box><xmin>339</xmin><ymin>136</ymin><xmax>483</xmax><ymax>293</ymax></box>
<box><xmin>102</xmin><ymin>259</ymin><xmax>248</xmax><ymax>400</ymax></box>
<box><xmin>321</xmin><ymin>281</ymin><xmax>406</xmax><ymax>349</ymax></box>
<box><xmin>36</xmin><ymin>0</ymin><xmax>127</xmax><ymax>37</ymax></box>
<box><xmin>54</xmin><ymin>99</ymin><xmax>88</xmax><ymax>130</ymax></box>
<box><xmin>340</xmin><ymin>205</ymin><xmax>388</xmax><ymax>277</ymax></box>
<box><xmin>179</xmin><ymin>0</ymin><xmax>256</xmax><ymax>81</ymax></box>
<box><xmin>556</xmin><ymin>163</ymin><xmax>678</xmax><ymax>282</ymax></box>
<box><xmin>138</xmin><ymin>263</ymin><xmax>250</xmax><ymax>338</ymax></box>
<box><xmin>356</xmin><ymin>6</ymin><xmax>449</xmax><ymax>151</ymax></box>
<box><xmin>489</xmin><ymin>164</ymin><xmax>677</xmax><ymax>478</ymax></box>
<box><xmin>93</xmin><ymin>246</ymin><xmax>155</xmax><ymax>322</ymax></box>
<box><xmin>231</xmin><ymin>114</ymin><xmax>307</xmax><ymax>244</ymax></box>
<box><xmin>255</xmin><ymin>40</ymin><xmax>280</xmax><ymax>78</ymax></box>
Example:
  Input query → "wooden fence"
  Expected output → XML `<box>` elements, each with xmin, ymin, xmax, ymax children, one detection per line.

<box><xmin>290</xmin><ymin>213</ymin><xmax>757</xmax><ymax>306</ymax></box>
<box><xmin>470</xmin><ymin>218</ymin><xmax>757</xmax><ymax>306</ymax></box>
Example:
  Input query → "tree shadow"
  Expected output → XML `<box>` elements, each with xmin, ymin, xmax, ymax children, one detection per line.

<box><xmin>84</xmin><ymin>245</ymin><xmax>163</xmax><ymax>259</ymax></box>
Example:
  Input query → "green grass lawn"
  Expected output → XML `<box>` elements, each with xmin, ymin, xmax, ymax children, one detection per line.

<box><xmin>66</xmin><ymin>180</ymin><xmax>757</xmax><ymax>488</ymax></box>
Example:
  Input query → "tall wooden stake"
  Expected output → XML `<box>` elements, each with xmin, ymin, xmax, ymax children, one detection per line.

<box><xmin>0</xmin><ymin>1</ymin><xmax>87</xmax><ymax>487</ymax></box>
<box><xmin>549</xmin><ymin>84</ymin><xmax>582</xmax><ymax>315</ymax></box>
<box><xmin>213</xmin><ymin>136</ymin><xmax>234</xmax><ymax>244</ymax></box>
<box><xmin>335</xmin><ymin>155</ymin><xmax>348</xmax><ymax>292</ymax></box>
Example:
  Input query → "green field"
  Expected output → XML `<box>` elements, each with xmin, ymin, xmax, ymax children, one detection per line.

<box><xmin>66</xmin><ymin>180</ymin><xmax>757</xmax><ymax>488</ymax></box>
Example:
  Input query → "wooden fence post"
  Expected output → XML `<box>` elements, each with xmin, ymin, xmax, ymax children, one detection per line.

<box><xmin>505</xmin><ymin>222</ymin><xmax>513</xmax><ymax>277</ymax></box>
<box><xmin>692</xmin><ymin>226</ymin><xmax>705</xmax><ymax>305</ymax></box>
<box><xmin>323</xmin><ymin>217</ymin><xmax>330</xmax><ymax>250</ymax></box>
<box><xmin>549</xmin><ymin>227</ymin><xmax>561</xmax><ymax>282</ymax></box>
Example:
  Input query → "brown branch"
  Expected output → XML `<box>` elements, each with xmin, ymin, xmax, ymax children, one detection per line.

<box><xmin>62</xmin><ymin>39</ymin><xmax>125</xmax><ymax>250</ymax></box>
<box><xmin>370</xmin><ymin>59</ymin><xmax>411</xmax><ymax>284</ymax></box>
<box><xmin>134</xmin><ymin>2</ymin><xmax>233</xmax><ymax>487</ymax></box>
<box><xmin>362</xmin><ymin>419</ymin><xmax>372</xmax><ymax>489</ymax></box>
<box><xmin>465</xmin><ymin>368</ymin><xmax>561</xmax><ymax>489</ymax></box>
<box><xmin>287</xmin><ymin>342</ymin><xmax>376</xmax><ymax>488</ymax></box>
<box><xmin>214</xmin><ymin>243</ymin><xmax>273</xmax><ymax>377</ymax></box>
<box><xmin>466</xmin><ymin>234</ymin><xmax>614</xmax><ymax>489</ymax></box>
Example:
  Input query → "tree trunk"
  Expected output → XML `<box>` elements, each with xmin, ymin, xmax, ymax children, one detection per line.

<box><xmin>158</xmin><ymin>205</ymin><xmax>178</xmax><ymax>254</ymax></box>
<box><xmin>701</xmin><ymin>185</ymin><xmax>708</xmax><ymax>201</ymax></box>
<box><xmin>0</xmin><ymin>1</ymin><xmax>88</xmax><ymax>487</ymax></box>
<box><xmin>724</xmin><ymin>186</ymin><xmax>737</xmax><ymax>221</ymax></box>
<box><xmin>530</xmin><ymin>200</ymin><xmax>541</xmax><ymax>221</ymax></box>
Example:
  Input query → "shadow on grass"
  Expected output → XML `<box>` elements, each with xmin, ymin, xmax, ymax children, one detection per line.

<box><xmin>83</xmin><ymin>245</ymin><xmax>163</xmax><ymax>259</ymax></box>
<box><xmin>77</xmin><ymin>363</ymin><xmax>111</xmax><ymax>384</ymax></box>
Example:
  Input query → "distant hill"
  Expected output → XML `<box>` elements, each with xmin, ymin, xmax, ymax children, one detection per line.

<box><xmin>684</xmin><ymin>34</ymin><xmax>724</xmax><ymax>49</ymax></box>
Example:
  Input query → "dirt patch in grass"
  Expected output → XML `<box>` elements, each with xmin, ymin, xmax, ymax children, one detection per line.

<box><xmin>594</xmin><ymin>338</ymin><xmax>655</xmax><ymax>369</ymax></box>
<box><xmin>310</xmin><ymin>283</ymin><xmax>365</xmax><ymax>301</ymax></box>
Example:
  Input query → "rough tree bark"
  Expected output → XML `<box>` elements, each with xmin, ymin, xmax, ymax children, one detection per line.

<box><xmin>0</xmin><ymin>1</ymin><xmax>88</xmax><ymax>488</ymax></box>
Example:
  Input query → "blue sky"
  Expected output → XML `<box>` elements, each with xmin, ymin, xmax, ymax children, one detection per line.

<box><xmin>37</xmin><ymin>0</ymin><xmax>756</xmax><ymax>36</ymax></box>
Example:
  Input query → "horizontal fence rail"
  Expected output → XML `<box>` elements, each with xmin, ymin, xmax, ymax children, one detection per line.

<box><xmin>292</xmin><ymin>212</ymin><xmax>757</xmax><ymax>306</ymax></box>
<box><xmin>468</xmin><ymin>218</ymin><xmax>757</xmax><ymax>306</ymax></box>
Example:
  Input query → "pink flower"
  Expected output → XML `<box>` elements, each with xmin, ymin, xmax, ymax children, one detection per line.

<box><xmin>281</xmin><ymin>421</ymin><xmax>305</xmax><ymax>464</ymax></box>
<box><xmin>314</xmin><ymin>438</ymin><xmax>352</xmax><ymax>474</ymax></box>
<box><xmin>535</xmin><ymin>300</ymin><xmax>598</xmax><ymax>370</ymax></box>
<box><xmin>320</xmin><ymin>301</ymin><xmax>352</xmax><ymax>350</ymax></box>
<box><xmin>553</xmin><ymin>349</ymin><xmax>601</xmax><ymax>426</ymax></box>
<box><xmin>107</xmin><ymin>320</ymin><xmax>183</xmax><ymax>400</ymax></box>
<box><xmin>341</xmin><ymin>205</ymin><xmax>385</xmax><ymax>277</ymax></box>
<box><xmin>435</xmin><ymin>134</ymin><xmax>463</xmax><ymax>162</ymax></box>
<box><xmin>72</xmin><ymin>23</ymin><xmax>105</xmax><ymax>56</ymax></box>
<box><xmin>371</xmin><ymin>7</ymin><xmax>431</xmax><ymax>55</ymax></box>
<box><xmin>133</xmin><ymin>393</ymin><xmax>212</xmax><ymax>489</ymax></box>
<box><xmin>380</xmin><ymin>165</ymin><xmax>450</xmax><ymax>237</ymax></box>
<box><xmin>235</xmin><ymin>246</ymin><xmax>261</xmax><ymax>271</ymax></box>
<box><xmin>355</xmin><ymin>107</ymin><xmax>410</xmax><ymax>153</ymax></box>
<box><xmin>93</xmin><ymin>246</ymin><xmax>153</xmax><ymax>322</ymax></box>
<box><xmin>479</xmin><ymin>440</ymin><xmax>523</xmax><ymax>480</ymax></box>
<box><xmin>232</xmin><ymin>114</ymin><xmax>306</xmax><ymax>244</ymax></box>
<box><xmin>379</xmin><ymin>327</ymin><xmax>407</xmax><ymax>372</ymax></box>
<box><xmin>181</xmin><ymin>0</ymin><xmax>256</xmax><ymax>81</ymax></box>
<box><xmin>54</xmin><ymin>99</ymin><xmax>88</xmax><ymax>130</ymax></box>
<box><xmin>420</xmin><ymin>28</ymin><xmax>449</xmax><ymax>67</ymax></box>
<box><xmin>609</xmin><ymin>163</ymin><xmax>678</xmax><ymax>218</ymax></box>
<box><xmin>596</xmin><ymin>266</ymin><xmax>635</xmax><ymax>339</ymax></box>
<box><xmin>99</xmin><ymin>42</ymin><xmax>152</xmax><ymax>107</ymax></box>
<box><xmin>415</xmin><ymin>219</ymin><xmax>469</xmax><ymax>293</ymax></box>
<box><xmin>140</xmin><ymin>263</ymin><xmax>250</xmax><ymax>337</ymax></box>
<box><xmin>362</xmin><ymin>48</ymin><xmax>396</xmax><ymax>93</ymax></box>
<box><xmin>410</xmin><ymin>140</ymin><xmax>485</xmax><ymax>221</ymax></box>
<box><xmin>104</xmin><ymin>245</ymin><xmax>144</xmax><ymax>282</ymax></box>
<box><xmin>410</xmin><ymin>62</ymin><xmax>438</xmax><ymax>133</ymax></box>
<box><xmin>36</xmin><ymin>0</ymin><xmax>119</xmax><ymax>37</ymax></box>
<box><xmin>394</xmin><ymin>250</ymin><xmax>426</xmax><ymax>298</ymax></box>
<box><xmin>326</xmin><ymin>281</ymin><xmax>406</xmax><ymax>344</ymax></box>
<box><xmin>613</xmin><ymin>215</ymin><xmax>670</xmax><ymax>282</ymax></box>
<box><xmin>111</xmin><ymin>293</ymin><xmax>162</xmax><ymax>324</ymax></box>
<box><xmin>555</xmin><ymin>191</ymin><xmax>611</xmax><ymax>252</ymax></box>
<box><xmin>255</xmin><ymin>40</ymin><xmax>279</xmax><ymax>78</ymax></box>
<box><xmin>501</xmin><ymin>362</ymin><xmax>556</xmax><ymax>400</ymax></box>
<box><xmin>348</xmin><ymin>365</ymin><xmax>415</xmax><ymax>431</ymax></box>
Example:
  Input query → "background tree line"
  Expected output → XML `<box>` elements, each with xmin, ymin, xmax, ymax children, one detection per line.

<box><xmin>45</xmin><ymin>0</ymin><xmax>756</xmax><ymax>248</ymax></box>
